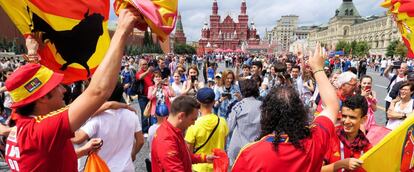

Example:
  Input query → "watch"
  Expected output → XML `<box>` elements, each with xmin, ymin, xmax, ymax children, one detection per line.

<box><xmin>401</xmin><ymin>113</ymin><xmax>407</xmax><ymax>119</ymax></box>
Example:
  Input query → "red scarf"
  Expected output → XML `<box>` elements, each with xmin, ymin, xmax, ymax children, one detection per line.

<box><xmin>337</xmin><ymin>127</ymin><xmax>370</xmax><ymax>152</ymax></box>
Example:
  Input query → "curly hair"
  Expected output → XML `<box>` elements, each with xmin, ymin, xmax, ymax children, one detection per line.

<box><xmin>259</xmin><ymin>87</ymin><xmax>311</xmax><ymax>151</ymax></box>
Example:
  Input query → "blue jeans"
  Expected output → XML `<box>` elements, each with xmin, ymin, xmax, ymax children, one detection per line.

<box><xmin>138</xmin><ymin>97</ymin><xmax>150</xmax><ymax>133</ymax></box>
<box><xmin>138</xmin><ymin>97</ymin><xmax>157</xmax><ymax>133</ymax></box>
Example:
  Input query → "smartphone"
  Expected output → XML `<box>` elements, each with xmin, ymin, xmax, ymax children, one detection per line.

<box><xmin>191</xmin><ymin>76</ymin><xmax>197</xmax><ymax>83</ymax></box>
<box><xmin>365</xmin><ymin>85</ymin><xmax>372</xmax><ymax>92</ymax></box>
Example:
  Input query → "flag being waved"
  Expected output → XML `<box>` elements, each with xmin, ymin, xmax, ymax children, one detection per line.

<box><xmin>360</xmin><ymin>115</ymin><xmax>414</xmax><ymax>171</ymax></box>
<box><xmin>381</xmin><ymin>0</ymin><xmax>414</xmax><ymax>58</ymax></box>
<box><xmin>114</xmin><ymin>0</ymin><xmax>178</xmax><ymax>42</ymax></box>
<box><xmin>0</xmin><ymin>0</ymin><xmax>111</xmax><ymax>84</ymax></box>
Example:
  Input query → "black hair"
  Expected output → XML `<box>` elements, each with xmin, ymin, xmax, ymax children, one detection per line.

<box><xmin>108</xmin><ymin>82</ymin><xmax>125</xmax><ymax>103</ymax></box>
<box><xmin>239</xmin><ymin>79</ymin><xmax>259</xmax><ymax>98</ymax></box>
<box><xmin>273</xmin><ymin>62</ymin><xmax>287</xmax><ymax>73</ymax></box>
<box><xmin>291</xmin><ymin>65</ymin><xmax>301</xmax><ymax>71</ymax></box>
<box><xmin>170</xmin><ymin>96</ymin><xmax>200</xmax><ymax>116</ymax></box>
<box><xmin>347</xmin><ymin>67</ymin><xmax>358</xmax><ymax>75</ymax></box>
<box><xmin>251</xmin><ymin>74</ymin><xmax>262</xmax><ymax>86</ymax></box>
<box><xmin>342</xmin><ymin>95</ymin><xmax>368</xmax><ymax>117</ymax></box>
<box><xmin>242</xmin><ymin>64</ymin><xmax>251</xmax><ymax>69</ymax></box>
<box><xmin>259</xmin><ymin>87</ymin><xmax>311</xmax><ymax>151</ymax></box>
<box><xmin>15</xmin><ymin>102</ymin><xmax>36</xmax><ymax>116</ymax></box>
<box><xmin>252</xmin><ymin>61</ymin><xmax>263</xmax><ymax>70</ymax></box>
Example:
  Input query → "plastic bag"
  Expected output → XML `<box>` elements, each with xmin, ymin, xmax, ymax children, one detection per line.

<box><xmin>84</xmin><ymin>152</ymin><xmax>110</xmax><ymax>172</ymax></box>
<box><xmin>212</xmin><ymin>148</ymin><xmax>229</xmax><ymax>172</ymax></box>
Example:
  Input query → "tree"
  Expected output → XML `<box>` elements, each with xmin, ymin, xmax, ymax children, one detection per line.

<box><xmin>335</xmin><ymin>41</ymin><xmax>351</xmax><ymax>55</ymax></box>
<box><xmin>395</xmin><ymin>41</ymin><xmax>408</xmax><ymax>58</ymax></box>
<box><xmin>174</xmin><ymin>44</ymin><xmax>196</xmax><ymax>55</ymax></box>
<box><xmin>354</xmin><ymin>41</ymin><xmax>370</xmax><ymax>57</ymax></box>
<box><xmin>386</xmin><ymin>40</ymin><xmax>398</xmax><ymax>57</ymax></box>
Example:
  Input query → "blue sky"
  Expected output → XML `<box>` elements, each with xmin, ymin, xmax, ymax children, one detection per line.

<box><xmin>109</xmin><ymin>0</ymin><xmax>386</xmax><ymax>42</ymax></box>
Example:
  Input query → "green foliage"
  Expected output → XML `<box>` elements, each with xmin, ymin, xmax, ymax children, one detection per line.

<box><xmin>335</xmin><ymin>41</ymin><xmax>351</xmax><ymax>54</ymax></box>
<box><xmin>386</xmin><ymin>40</ymin><xmax>398</xmax><ymax>57</ymax></box>
<box><xmin>174</xmin><ymin>43</ymin><xmax>196</xmax><ymax>55</ymax></box>
<box><xmin>395</xmin><ymin>41</ymin><xmax>408</xmax><ymax>58</ymax></box>
<box><xmin>124</xmin><ymin>43</ymin><xmax>163</xmax><ymax>56</ymax></box>
<box><xmin>354</xmin><ymin>41</ymin><xmax>370</xmax><ymax>57</ymax></box>
<box><xmin>335</xmin><ymin>41</ymin><xmax>370</xmax><ymax>56</ymax></box>
<box><xmin>386</xmin><ymin>40</ymin><xmax>407</xmax><ymax>58</ymax></box>
<box><xmin>0</xmin><ymin>37</ymin><xmax>25</xmax><ymax>54</ymax></box>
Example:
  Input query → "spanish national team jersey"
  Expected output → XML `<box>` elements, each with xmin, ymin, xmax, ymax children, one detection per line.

<box><xmin>5</xmin><ymin>107</ymin><xmax>77</xmax><ymax>171</ymax></box>
<box><xmin>232</xmin><ymin>116</ymin><xmax>335</xmax><ymax>172</ymax></box>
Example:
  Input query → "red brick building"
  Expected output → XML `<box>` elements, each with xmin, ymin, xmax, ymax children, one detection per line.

<box><xmin>198</xmin><ymin>0</ymin><xmax>260</xmax><ymax>54</ymax></box>
<box><xmin>174</xmin><ymin>13</ymin><xmax>186</xmax><ymax>44</ymax></box>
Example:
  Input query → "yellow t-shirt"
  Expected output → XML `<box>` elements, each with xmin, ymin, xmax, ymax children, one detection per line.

<box><xmin>185</xmin><ymin>114</ymin><xmax>229</xmax><ymax>172</ymax></box>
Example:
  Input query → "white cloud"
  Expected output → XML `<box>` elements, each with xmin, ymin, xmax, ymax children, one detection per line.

<box><xmin>110</xmin><ymin>0</ymin><xmax>386</xmax><ymax>42</ymax></box>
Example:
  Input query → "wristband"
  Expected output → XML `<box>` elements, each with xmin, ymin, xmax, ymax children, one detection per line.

<box><xmin>313</xmin><ymin>69</ymin><xmax>324</xmax><ymax>75</ymax></box>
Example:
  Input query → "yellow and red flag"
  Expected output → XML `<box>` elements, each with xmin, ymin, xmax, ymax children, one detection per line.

<box><xmin>0</xmin><ymin>0</ymin><xmax>111</xmax><ymax>84</ymax></box>
<box><xmin>360</xmin><ymin>115</ymin><xmax>414</xmax><ymax>171</ymax></box>
<box><xmin>382</xmin><ymin>0</ymin><xmax>414</xmax><ymax>58</ymax></box>
<box><xmin>114</xmin><ymin>0</ymin><xmax>178</xmax><ymax>42</ymax></box>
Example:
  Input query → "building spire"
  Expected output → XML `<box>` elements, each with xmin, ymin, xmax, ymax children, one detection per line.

<box><xmin>176</xmin><ymin>13</ymin><xmax>184</xmax><ymax>32</ymax></box>
<box><xmin>241</xmin><ymin>0</ymin><xmax>247</xmax><ymax>15</ymax></box>
<box><xmin>213</xmin><ymin>0</ymin><xmax>218</xmax><ymax>15</ymax></box>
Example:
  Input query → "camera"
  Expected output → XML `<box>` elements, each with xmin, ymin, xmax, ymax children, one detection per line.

<box><xmin>222</xmin><ymin>92</ymin><xmax>232</xmax><ymax>99</ymax></box>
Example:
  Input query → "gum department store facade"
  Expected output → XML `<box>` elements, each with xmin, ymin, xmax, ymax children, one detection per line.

<box><xmin>308</xmin><ymin>0</ymin><xmax>401</xmax><ymax>58</ymax></box>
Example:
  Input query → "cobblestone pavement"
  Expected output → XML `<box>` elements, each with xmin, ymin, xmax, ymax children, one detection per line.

<box><xmin>134</xmin><ymin>139</ymin><xmax>150</xmax><ymax>172</ymax></box>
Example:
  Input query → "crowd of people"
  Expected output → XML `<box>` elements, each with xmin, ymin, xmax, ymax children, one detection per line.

<box><xmin>0</xmin><ymin>8</ymin><xmax>412</xmax><ymax>172</ymax></box>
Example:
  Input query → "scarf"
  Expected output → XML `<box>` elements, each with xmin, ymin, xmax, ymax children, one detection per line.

<box><xmin>337</xmin><ymin>127</ymin><xmax>370</xmax><ymax>152</ymax></box>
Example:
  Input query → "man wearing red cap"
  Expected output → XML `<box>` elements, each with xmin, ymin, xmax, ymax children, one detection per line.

<box><xmin>4</xmin><ymin>8</ymin><xmax>140</xmax><ymax>171</ymax></box>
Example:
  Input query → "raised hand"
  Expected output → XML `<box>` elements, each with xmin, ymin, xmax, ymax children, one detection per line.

<box><xmin>117</xmin><ymin>7</ymin><xmax>141</xmax><ymax>35</ymax></box>
<box><xmin>308</xmin><ymin>42</ymin><xmax>324</xmax><ymax>71</ymax></box>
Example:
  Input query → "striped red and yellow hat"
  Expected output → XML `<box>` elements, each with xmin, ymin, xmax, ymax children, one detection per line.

<box><xmin>5</xmin><ymin>64</ymin><xmax>64</xmax><ymax>108</ymax></box>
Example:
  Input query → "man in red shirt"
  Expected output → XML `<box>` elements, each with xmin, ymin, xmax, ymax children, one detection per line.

<box><xmin>232</xmin><ymin>43</ymin><xmax>340</xmax><ymax>172</ymax></box>
<box><xmin>322</xmin><ymin>95</ymin><xmax>371</xmax><ymax>172</ymax></box>
<box><xmin>136</xmin><ymin>58</ymin><xmax>154</xmax><ymax>132</ymax></box>
<box><xmin>4</xmin><ymin>8</ymin><xmax>139</xmax><ymax>171</ymax></box>
<box><xmin>151</xmin><ymin>96</ymin><xmax>215</xmax><ymax>172</ymax></box>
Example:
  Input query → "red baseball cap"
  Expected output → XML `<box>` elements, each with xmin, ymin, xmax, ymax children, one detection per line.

<box><xmin>5</xmin><ymin>64</ymin><xmax>64</xmax><ymax>108</ymax></box>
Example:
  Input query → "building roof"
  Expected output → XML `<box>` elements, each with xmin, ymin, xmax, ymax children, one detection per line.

<box><xmin>176</xmin><ymin>13</ymin><xmax>184</xmax><ymax>32</ymax></box>
<box><xmin>335</xmin><ymin>0</ymin><xmax>360</xmax><ymax>17</ymax></box>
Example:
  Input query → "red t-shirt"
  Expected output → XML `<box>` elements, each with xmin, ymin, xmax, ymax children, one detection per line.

<box><xmin>324</xmin><ymin>128</ymin><xmax>372</xmax><ymax>172</ymax></box>
<box><xmin>151</xmin><ymin>121</ymin><xmax>203</xmax><ymax>172</ymax></box>
<box><xmin>5</xmin><ymin>107</ymin><xmax>77</xmax><ymax>172</ymax></box>
<box><xmin>232</xmin><ymin>116</ymin><xmax>335</xmax><ymax>172</ymax></box>
<box><xmin>136</xmin><ymin>70</ymin><xmax>154</xmax><ymax>97</ymax></box>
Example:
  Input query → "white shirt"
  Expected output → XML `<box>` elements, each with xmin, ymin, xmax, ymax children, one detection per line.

<box><xmin>381</xmin><ymin>60</ymin><xmax>388</xmax><ymax>68</ymax></box>
<box><xmin>79</xmin><ymin>109</ymin><xmax>142</xmax><ymax>172</ymax></box>
<box><xmin>147</xmin><ymin>123</ymin><xmax>161</xmax><ymax>159</ymax></box>
<box><xmin>385</xmin><ymin>74</ymin><xmax>406</xmax><ymax>102</ymax></box>
<box><xmin>386</xmin><ymin>100</ymin><xmax>413</xmax><ymax>130</ymax></box>
<box><xmin>171</xmin><ymin>82</ymin><xmax>183</xmax><ymax>99</ymax></box>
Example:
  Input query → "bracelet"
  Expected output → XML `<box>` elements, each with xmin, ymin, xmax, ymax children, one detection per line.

<box><xmin>313</xmin><ymin>69</ymin><xmax>324</xmax><ymax>75</ymax></box>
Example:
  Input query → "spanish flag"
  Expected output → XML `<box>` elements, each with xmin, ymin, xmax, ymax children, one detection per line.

<box><xmin>0</xmin><ymin>0</ymin><xmax>111</xmax><ymax>84</ymax></box>
<box><xmin>360</xmin><ymin>116</ymin><xmax>414</xmax><ymax>171</ymax></box>
<box><xmin>381</xmin><ymin>0</ymin><xmax>414</xmax><ymax>58</ymax></box>
<box><xmin>114</xmin><ymin>0</ymin><xmax>177</xmax><ymax>42</ymax></box>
